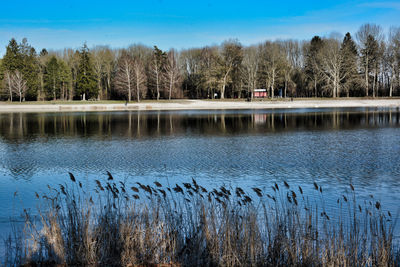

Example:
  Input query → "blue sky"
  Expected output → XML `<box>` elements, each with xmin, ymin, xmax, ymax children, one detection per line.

<box><xmin>0</xmin><ymin>0</ymin><xmax>399</xmax><ymax>55</ymax></box>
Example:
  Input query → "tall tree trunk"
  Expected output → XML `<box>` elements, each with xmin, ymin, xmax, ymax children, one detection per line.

<box><xmin>156</xmin><ymin>71</ymin><xmax>160</xmax><ymax>100</ymax></box>
<box><xmin>271</xmin><ymin>69</ymin><xmax>275</xmax><ymax>98</ymax></box>
<box><xmin>221</xmin><ymin>83</ymin><xmax>226</xmax><ymax>99</ymax></box>
<box><xmin>372</xmin><ymin>69</ymin><xmax>376</xmax><ymax>98</ymax></box>
<box><xmin>38</xmin><ymin>73</ymin><xmax>44</xmax><ymax>101</ymax></box>
<box><xmin>128</xmin><ymin>80</ymin><xmax>131</xmax><ymax>102</ymax></box>
<box><xmin>7</xmin><ymin>72</ymin><xmax>13</xmax><ymax>102</ymax></box>
<box><xmin>169</xmin><ymin>75</ymin><xmax>172</xmax><ymax>100</ymax></box>
<box><xmin>284</xmin><ymin>78</ymin><xmax>288</xmax><ymax>98</ymax></box>
<box><xmin>333</xmin><ymin>79</ymin><xmax>336</xmax><ymax>98</ymax></box>
<box><xmin>69</xmin><ymin>79</ymin><xmax>73</xmax><ymax>101</ymax></box>
<box><xmin>249</xmin><ymin>73</ymin><xmax>253</xmax><ymax>100</ymax></box>
<box><xmin>389</xmin><ymin>74</ymin><xmax>393</xmax><ymax>97</ymax></box>
<box><xmin>365</xmin><ymin>56</ymin><xmax>369</xmax><ymax>97</ymax></box>
<box><xmin>237</xmin><ymin>79</ymin><xmax>241</xmax><ymax>99</ymax></box>
<box><xmin>136</xmin><ymin>81</ymin><xmax>140</xmax><ymax>102</ymax></box>
<box><xmin>106</xmin><ymin>74</ymin><xmax>111</xmax><ymax>100</ymax></box>
<box><xmin>97</xmin><ymin>79</ymin><xmax>102</xmax><ymax>100</ymax></box>
<box><xmin>221</xmin><ymin>73</ymin><xmax>228</xmax><ymax>99</ymax></box>
<box><xmin>53</xmin><ymin>76</ymin><xmax>56</xmax><ymax>101</ymax></box>
<box><xmin>314</xmin><ymin>79</ymin><xmax>317</xmax><ymax>98</ymax></box>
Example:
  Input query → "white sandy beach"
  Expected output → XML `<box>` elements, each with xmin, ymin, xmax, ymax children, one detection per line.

<box><xmin>0</xmin><ymin>99</ymin><xmax>400</xmax><ymax>113</ymax></box>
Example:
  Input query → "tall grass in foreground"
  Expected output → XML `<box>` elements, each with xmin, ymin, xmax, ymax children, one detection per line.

<box><xmin>3</xmin><ymin>173</ymin><xmax>399</xmax><ymax>266</ymax></box>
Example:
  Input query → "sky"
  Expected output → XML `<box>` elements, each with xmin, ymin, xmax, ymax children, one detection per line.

<box><xmin>0</xmin><ymin>0</ymin><xmax>399</xmax><ymax>55</ymax></box>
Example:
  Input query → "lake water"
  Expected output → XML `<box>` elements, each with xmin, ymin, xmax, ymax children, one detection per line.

<box><xmin>1</xmin><ymin>108</ymin><xmax>400</xmax><ymax>240</ymax></box>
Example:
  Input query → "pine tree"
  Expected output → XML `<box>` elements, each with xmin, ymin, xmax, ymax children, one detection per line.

<box><xmin>58</xmin><ymin>60</ymin><xmax>72</xmax><ymax>100</ymax></box>
<box><xmin>151</xmin><ymin>46</ymin><xmax>167</xmax><ymax>100</ymax></box>
<box><xmin>360</xmin><ymin>35</ymin><xmax>379</xmax><ymax>97</ymax></box>
<box><xmin>2</xmin><ymin>39</ymin><xmax>23</xmax><ymax>71</ymax></box>
<box><xmin>76</xmin><ymin>44</ymin><xmax>98</xmax><ymax>100</ymax></box>
<box><xmin>356</xmin><ymin>24</ymin><xmax>383</xmax><ymax>97</ymax></box>
<box><xmin>304</xmin><ymin>36</ymin><xmax>324</xmax><ymax>97</ymax></box>
<box><xmin>340</xmin><ymin>33</ymin><xmax>360</xmax><ymax>97</ymax></box>
<box><xmin>1</xmin><ymin>39</ymin><xmax>23</xmax><ymax>101</ymax></box>
<box><xmin>21</xmin><ymin>41</ymin><xmax>40</xmax><ymax>100</ymax></box>
<box><xmin>44</xmin><ymin>56</ymin><xmax>60</xmax><ymax>100</ymax></box>
<box><xmin>37</xmin><ymin>49</ymin><xmax>49</xmax><ymax>101</ymax></box>
<box><xmin>1</xmin><ymin>38</ymin><xmax>39</xmax><ymax>101</ymax></box>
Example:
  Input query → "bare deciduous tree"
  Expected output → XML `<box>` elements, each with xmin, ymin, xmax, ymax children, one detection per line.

<box><xmin>132</xmin><ymin>57</ymin><xmax>147</xmax><ymax>102</ymax></box>
<box><xmin>387</xmin><ymin>27</ymin><xmax>400</xmax><ymax>97</ymax></box>
<box><xmin>114</xmin><ymin>51</ymin><xmax>134</xmax><ymax>101</ymax></box>
<box><xmin>218</xmin><ymin>40</ymin><xmax>242</xmax><ymax>99</ymax></box>
<box><xmin>200</xmin><ymin>46</ymin><xmax>219</xmax><ymax>99</ymax></box>
<box><xmin>11</xmin><ymin>70</ymin><xmax>27</xmax><ymax>102</ymax></box>
<box><xmin>92</xmin><ymin>47</ymin><xmax>105</xmax><ymax>100</ymax></box>
<box><xmin>165</xmin><ymin>49</ymin><xmax>182</xmax><ymax>100</ymax></box>
<box><xmin>4</xmin><ymin>71</ymin><xmax>13</xmax><ymax>101</ymax></box>
<box><xmin>242</xmin><ymin>45</ymin><xmax>260</xmax><ymax>99</ymax></box>
<box><xmin>261</xmin><ymin>42</ymin><xmax>284</xmax><ymax>98</ymax></box>
<box><xmin>320</xmin><ymin>38</ymin><xmax>345</xmax><ymax>97</ymax></box>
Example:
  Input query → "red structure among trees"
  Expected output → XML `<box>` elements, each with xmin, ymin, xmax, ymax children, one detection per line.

<box><xmin>254</xmin><ymin>89</ymin><xmax>267</xmax><ymax>98</ymax></box>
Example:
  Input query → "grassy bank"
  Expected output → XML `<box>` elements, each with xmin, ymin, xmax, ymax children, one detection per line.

<box><xmin>3</xmin><ymin>173</ymin><xmax>399</xmax><ymax>266</ymax></box>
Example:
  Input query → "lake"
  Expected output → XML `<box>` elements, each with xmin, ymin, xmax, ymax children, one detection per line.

<box><xmin>1</xmin><ymin>107</ymin><xmax>400</xmax><ymax>239</ymax></box>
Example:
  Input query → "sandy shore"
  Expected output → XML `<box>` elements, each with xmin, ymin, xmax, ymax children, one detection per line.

<box><xmin>0</xmin><ymin>99</ymin><xmax>400</xmax><ymax>113</ymax></box>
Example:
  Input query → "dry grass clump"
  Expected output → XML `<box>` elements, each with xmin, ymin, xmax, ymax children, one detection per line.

<box><xmin>2</xmin><ymin>173</ymin><xmax>399</xmax><ymax>266</ymax></box>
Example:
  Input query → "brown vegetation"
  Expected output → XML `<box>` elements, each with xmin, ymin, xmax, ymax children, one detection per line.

<box><xmin>3</xmin><ymin>173</ymin><xmax>399</xmax><ymax>266</ymax></box>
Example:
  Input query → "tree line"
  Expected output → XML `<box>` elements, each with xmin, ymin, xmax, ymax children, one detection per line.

<box><xmin>1</xmin><ymin>23</ymin><xmax>400</xmax><ymax>102</ymax></box>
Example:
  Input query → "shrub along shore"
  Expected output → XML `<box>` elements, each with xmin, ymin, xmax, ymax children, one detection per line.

<box><xmin>3</xmin><ymin>172</ymin><xmax>399</xmax><ymax>266</ymax></box>
<box><xmin>1</xmin><ymin>98</ymin><xmax>400</xmax><ymax>113</ymax></box>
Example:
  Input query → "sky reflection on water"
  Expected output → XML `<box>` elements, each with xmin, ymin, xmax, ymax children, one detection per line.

<box><xmin>0</xmin><ymin>108</ymin><xmax>399</xmax><ymax>237</ymax></box>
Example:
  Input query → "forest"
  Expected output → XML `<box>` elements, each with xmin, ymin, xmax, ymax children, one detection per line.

<box><xmin>1</xmin><ymin>23</ymin><xmax>399</xmax><ymax>102</ymax></box>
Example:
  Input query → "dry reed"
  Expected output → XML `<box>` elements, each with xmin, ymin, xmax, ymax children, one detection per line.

<box><xmin>2</xmin><ymin>174</ymin><xmax>399</xmax><ymax>267</ymax></box>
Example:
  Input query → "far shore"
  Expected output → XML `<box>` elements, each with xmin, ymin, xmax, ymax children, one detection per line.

<box><xmin>1</xmin><ymin>98</ymin><xmax>400</xmax><ymax>113</ymax></box>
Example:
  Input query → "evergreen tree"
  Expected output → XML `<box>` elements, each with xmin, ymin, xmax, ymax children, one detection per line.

<box><xmin>340</xmin><ymin>33</ymin><xmax>360</xmax><ymax>97</ymax></box>
<box><xmin>359</xmin><ymin>35</ymin><xmax>379</xmax><ymax>97</ymax></box>
<box><xmin>37</xmin><ymin>49</ymin><xmax>49</xmax><ymax>101</ymax></box>
<box><xmin>304</xmin><ymin>36</ymin><xmax>324</xmax><ymax>97</ymax></box>
<box><xmin>356</xmin><ymin>24</ymin><xmax>383</xmax><ymax>96</ymax></box>
<box><xmin>76</xmin><ymin>44</ymin><xmax>98</xmax><ymax>100</ymax></box>
<box><xmin>21</xmin><ymin>42</ymin><xmax>40</xmax><ymax>100</ymax></box>
<box><xmin>1</xmin><ymin>39</ymin><xmax>22</xmax><ymax>101</ymax></box>
<box><xmin>2</xmin><ymin>38</ymin><xmax>23</xmax><ymax>71</ymax></box>
<box><xmin>151</xmin><ymin>46</ymin><xmax>167</xmax><ymax>100</ymax></box>
<box><xmin>58</xmin><ymin>60</ymin><xmax>72</xmax><ymax>100</ymax></box>
<box><xmin>1</xmin><ymin>38</ymin><xmax>39</xmax><ymax>101</ymax></box>
<box><xmin>44</xmin><ymin>56</ymin><xmax>60</xmax><ymax>100</ymax></box>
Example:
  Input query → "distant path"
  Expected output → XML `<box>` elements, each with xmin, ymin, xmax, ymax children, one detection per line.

<box><xmin>1</xmin><ymin>99</ymin><xmax>400</xmax><ymax>113</ymax></box>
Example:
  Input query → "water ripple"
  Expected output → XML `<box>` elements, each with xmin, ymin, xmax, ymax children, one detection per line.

<box><xmin>0</xmin><ymin>108</ymin><xmax>399</xmax><ymax>236</ymax></box>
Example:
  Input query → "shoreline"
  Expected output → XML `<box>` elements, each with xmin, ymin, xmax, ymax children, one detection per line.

<box><xmin>1</xmin><ymin>99</ymin><xmax>400</xmax><ymax>113</ymax></box>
